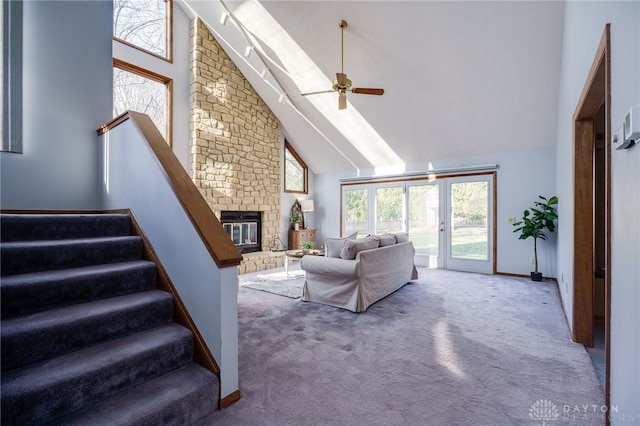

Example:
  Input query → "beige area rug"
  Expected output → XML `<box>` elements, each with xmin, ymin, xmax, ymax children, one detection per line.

<box><xmin>239</xmin><ymin>270</ymin><xmax>305</xmax><ymax>299</ymax></box>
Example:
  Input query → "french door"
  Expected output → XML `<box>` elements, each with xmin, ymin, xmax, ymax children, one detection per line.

<box><xmin>342</xmin><ymin>173</ymin><xmax>494</xmax><ymax>274</ymax></box>
<box><xmin>442</xmin><ymin>175</ymin><xmax>493</xmax><ymax>274</ymax></box>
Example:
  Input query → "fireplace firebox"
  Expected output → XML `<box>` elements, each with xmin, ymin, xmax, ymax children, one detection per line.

<box><xmin>220</xmin><ymin>211</ymin><xmax>262</xmax><ymax>254</ymax></box>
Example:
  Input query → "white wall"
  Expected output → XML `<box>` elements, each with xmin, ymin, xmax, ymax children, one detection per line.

<box><xmin>113</xmin><ymin>2</ymin><xmax>192</xmax><ymax>170</ymax></box>
<box><xmin>314</xmin><ymin>145</ymin><xmax>557</xmax><ymax>277</ymax></box>
<box><xmin>0</xmin><ymin>1</ymin><xmax>112</xmax><ymax>209</ymax></box>
<box><xmin>556</xmin><ymin>2</ymin><xmax>640</xmax><ymax>422</ymax></box>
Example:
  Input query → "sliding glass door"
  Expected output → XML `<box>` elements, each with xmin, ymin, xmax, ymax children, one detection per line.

<box><xmin>407</xmin><ymin>182</ymin><xmax>441</xmax><ymax>268</ymax></box>
<box><xmin>341</xmin><ymin>173</ymin><xmax>494</xmax><ymax>273</ymax></box>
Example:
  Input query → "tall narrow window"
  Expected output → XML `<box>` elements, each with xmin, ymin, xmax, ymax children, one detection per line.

<box><xmin>450</xmin><ymin>180</ymin><xmax>488</xmax><ymax>260</ymax></box>
<box><xmin>1</xmin><ymin>0</ymin><xmax>22</xmax><ymax>153</ymax></box>
<box><xmin>113</xmin><ymin>0</ymin><xmax>172</xmax><ymax>62</ymax></box>
<box><xmin>375</xmin><ymin>186</ymin><xmax>404</xmax><ymax>234</ymax></box>
<box><xmin>284</xmin><ymin>140</ymin><xmax>308</xmax><ymax>194</ymax></box>
<box><xmin>344</xmin><ymin>188</ymin><xmax>368</xmax><ymax>238</ymax></box>
<box><xmin>113</xmin><ymin>60</ymin><xmax>172</xmax><ymax>144</ymax></box>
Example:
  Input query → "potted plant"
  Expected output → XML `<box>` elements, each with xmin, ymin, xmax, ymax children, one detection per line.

<box><xmin>290</xmin><ymin>212</ymin><xmax>303</xmax><ymax>230</ymax></box>
<box><xmin>301</xmin><ymin>240</ymin><xmax>315</xmax><ymax>254</ymax></box>
<box><xmin>512</xmin><ymin>195</ymin><xmax>558</xmax><ymax>281</ymax></box>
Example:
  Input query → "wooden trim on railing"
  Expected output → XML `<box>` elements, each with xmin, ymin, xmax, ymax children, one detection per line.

<box><xmin>220</xmin><ymin>389</ymin><xmax>242</xmax><ymax>409</ymax></box>
<box><xmin>98</xmin><ymin>113</ymin><xmax>129</xmax><ymax>135</ymax></box>
<box><xmin>98</xmin><ymin>111</ymin><xmax>243</xmax><ymax>268</ymax></box>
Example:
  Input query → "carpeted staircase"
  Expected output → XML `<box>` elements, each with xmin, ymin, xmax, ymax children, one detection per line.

<box><xmin>0</xmin><ymin>213</ymin><xmax>219</xmax><ymax>425</ymax></box>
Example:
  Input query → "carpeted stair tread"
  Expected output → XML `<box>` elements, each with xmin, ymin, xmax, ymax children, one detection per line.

<box><xmin>0</xmin><ymin>236</ymin><xmax>143</xmax><ymax>276</ymax></box>
<box><xmin>1</xmin><ymin>260</ymin><xmax>157</xmax><ymax>319</ymax></box>
<box><xmin>1</xmin><ymin>324</ymin><xmax>195</xmax><ymax>425</ymax></box>
<box><xmin>2</xmin><ymin>290</ymin><xmax>174</xmax><ymax>371</ymax></box>
<box><xmin>0</xmin><ymin>213</ymin><xmax>131</xmax><ymax>242</ymax></box>
<box><xmin>0</xmin><ymin>212</ymin><xmax>219</xmax><ymax>425</ymax></box>
<box><xmin>52</xmin><ymin>364</ymin><xmax>218</xmax><ymax>426</ymax></box>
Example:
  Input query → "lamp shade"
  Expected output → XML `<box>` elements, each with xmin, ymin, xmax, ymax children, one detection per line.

<box><xmin>300</xmin><ymin>199</ymin><xmax>314</xmax><ymax>212</ymax></box>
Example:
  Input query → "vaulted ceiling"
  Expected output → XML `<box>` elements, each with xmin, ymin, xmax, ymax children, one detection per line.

<box><xmin>183</xmin><ymin>0</ymin><xmax>565</xmax><ymax>174</ymax></box>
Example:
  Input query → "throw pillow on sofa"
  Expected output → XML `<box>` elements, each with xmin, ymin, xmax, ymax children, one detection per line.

<box><xmin>375</xmin><ymin>234</ymin><xmax>396</xmax><ymax>247</ymax></box>
<box><xmin>391</xmin><ymin>232</ymin><xmax>409</xmax><ymax>243</ymax></box>
<box><xmin>339</xmin><ymin>236</ymin><xmax>380</xmax><ymax>260</ymax></box>
<box><xmin>325</xmin><ymin>232</ymin><xmax>358</xmax><ymax>258</ymax></box>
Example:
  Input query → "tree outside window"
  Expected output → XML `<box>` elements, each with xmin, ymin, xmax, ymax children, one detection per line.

<box><xmin>375</xmin><ymin>186</ymin><xmax>404</xmax><ymax>234</ymax></box>
<box><xmin>344</xmin><ymin>188</ymin><xmax>368</xmax><ymax>237</ymax></box>
<box><xmin>113</xmin><ymin>0</ymin><xmax>171</xmax><ymax>61</ymax></box>
<box><xmin>113</xmin><ymin>60</ymin><xmax>172</xmax><ymax>143</ymax></box>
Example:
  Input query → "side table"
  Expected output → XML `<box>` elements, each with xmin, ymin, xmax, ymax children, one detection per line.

<box><xmin>288</xmin><ymin>229</ymin><xmax>316</xmax><ymax>251</ymax></box>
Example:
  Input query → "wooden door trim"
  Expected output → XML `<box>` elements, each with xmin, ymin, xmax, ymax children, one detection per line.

<box><xmin>572</xmin><ymin>23</ymin><xmax>611</xmax><ymax>422</ymax></box>
<box><xmin>573</xmin><ymin>118</ymin><xmax>595</xmax><ymax>346</ymax></box>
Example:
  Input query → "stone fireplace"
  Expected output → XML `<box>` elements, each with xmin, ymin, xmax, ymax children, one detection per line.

<box><xmin>190</xmin><ymin>18</ymin><xmax>283</xmax><ymax>274</ymax></box>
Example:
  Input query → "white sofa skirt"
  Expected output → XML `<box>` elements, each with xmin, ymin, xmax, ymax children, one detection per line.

<box><xmin>300</xmin><ymin>241</ymin><xmax>418</xmax><ymax>312</ymax></box>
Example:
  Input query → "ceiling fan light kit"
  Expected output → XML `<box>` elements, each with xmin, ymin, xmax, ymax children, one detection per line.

<box><xmin>301</xmin><ymin>19</ymin><xmax>384</xmax><ymax>110</ymax></box>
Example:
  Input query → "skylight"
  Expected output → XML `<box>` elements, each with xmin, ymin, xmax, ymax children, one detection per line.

<box><xmin>226</xmin><ymin>1</ymin><xmax>404</xmax><ymax>171</ymax></box>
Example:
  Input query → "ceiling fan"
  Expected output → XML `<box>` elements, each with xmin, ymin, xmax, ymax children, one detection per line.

<box><xmin>301</xmin><ymin>20</ymin><xmax>384</xmax><ymax>110</ymax></box>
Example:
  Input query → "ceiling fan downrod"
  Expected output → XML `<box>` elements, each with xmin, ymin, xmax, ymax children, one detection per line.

<box><xmin>339</xmin><ymin>20</ymin><xmax>347</xmax><ymax>76</ymax></box>
<box><xmin>300</xmin><ymin>18</ymin><xmax>383</xmax><ymax>110</ymax></box>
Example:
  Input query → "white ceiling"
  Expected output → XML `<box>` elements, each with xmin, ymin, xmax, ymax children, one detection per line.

<box><xmin>183</xmin><ymin>0</ymin><xmax>565</xmax><ymax>174</ymax></box>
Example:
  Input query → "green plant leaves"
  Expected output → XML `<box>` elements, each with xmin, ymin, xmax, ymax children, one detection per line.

<box><xmin>512</xmin><ymin>195</ymin><xmax>558</xmax><ymax>241</ymax></box>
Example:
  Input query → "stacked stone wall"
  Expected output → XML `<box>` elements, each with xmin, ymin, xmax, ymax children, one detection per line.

<box><xmin>190</xmin><ymin>18</ymin><xmax>281</xmax><ymax>274</ymax></box>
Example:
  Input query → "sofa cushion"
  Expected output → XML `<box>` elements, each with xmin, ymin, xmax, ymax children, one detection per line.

<box><xmin>339</xmin><ymin>237</ymin><xmax>379</xmax><ymax>260</ymax></box>
<box><xmin>325</xmin><ymin>232</ymin><xmax>358</xmax><ymax>258</ymax></box>
<box><xmin>376</xmin><ymin>234</ymin><xmax>396</xmax><ymax>247</ymax></box>
<box><xmin>392</xmin><ymin>232</ymin><xmax>409</xmax><ymax>243</ymax></box>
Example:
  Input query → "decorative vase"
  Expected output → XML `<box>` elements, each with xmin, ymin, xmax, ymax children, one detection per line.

<box><xmin>531</xmin><ymin>272</ymin><xmax>543</xmax><ymax>282</ymax></box>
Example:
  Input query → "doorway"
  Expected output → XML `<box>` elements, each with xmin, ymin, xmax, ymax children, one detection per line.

<box><xmin>573</xmin><ymin>24</ymin><xmax>610</xmax><ymax>414</ymax></box>
<box><xmin>442</xmin><ymin>175</ymin><xmax>493</xmax><ymax>274</ymax></box>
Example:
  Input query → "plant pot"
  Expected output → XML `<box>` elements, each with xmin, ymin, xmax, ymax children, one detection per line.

<box><xmin>301</xmin><ymin>249</ymin><xmax>309</xmax><ymax>255</ymax></box>
<box><xmin>294</xmin><ymin>223</ymin><xmax>300</xmax><ymax>230</ymax></box>
<box><xmin>531</xmin><ymin>272</ymin><xmax>543</xmax><ymax>282</ymax></box>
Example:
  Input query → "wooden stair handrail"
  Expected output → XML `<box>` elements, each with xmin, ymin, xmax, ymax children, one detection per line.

<box><xmin>98</xmin><ymin>111</ymin><xmax>243</xmax><ymax>268</ymax></box>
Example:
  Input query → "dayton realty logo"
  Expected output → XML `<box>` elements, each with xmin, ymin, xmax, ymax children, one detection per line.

<box><xmin>529</xmin><ymin>399</ymin><xmax>560</xmax><ymax>425</ymax></box>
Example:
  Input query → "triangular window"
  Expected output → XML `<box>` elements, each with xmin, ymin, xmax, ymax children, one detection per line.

<box><xmin>284</xmin><ymin>140</ymin><xmax>308</xmax><ymax>194</ymax></box>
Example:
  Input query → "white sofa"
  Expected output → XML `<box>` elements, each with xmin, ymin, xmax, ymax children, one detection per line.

<box><xmin>300</xmin><ymin>234</ymin><xmax>418</xmax><ymax>312</ymax></box>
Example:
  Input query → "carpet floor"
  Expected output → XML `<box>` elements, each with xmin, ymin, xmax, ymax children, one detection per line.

<box><xmin>200</xmin><ymin>267</ymin><xmax>604</xmax><ymax>426</ymax></box>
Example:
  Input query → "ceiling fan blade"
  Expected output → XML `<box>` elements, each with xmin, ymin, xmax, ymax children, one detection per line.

<box><xmin>301</xmin><ymin>89</ymin><xmax>336</xmax><ymax>96</ymax></box>
<box><xmin>336</xmin><ymin>72</ymin><xmax>347</xmax><ymax>87</ymax></box>
<box><xmin>338</xmin><ymin>93</ymin><xmax>347</xmax><ymax>110</ymax></box>
<box><xmin>351</xmin><ymin>88</ymin><xmax>385</xmax><ymax>96</ymax></box>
